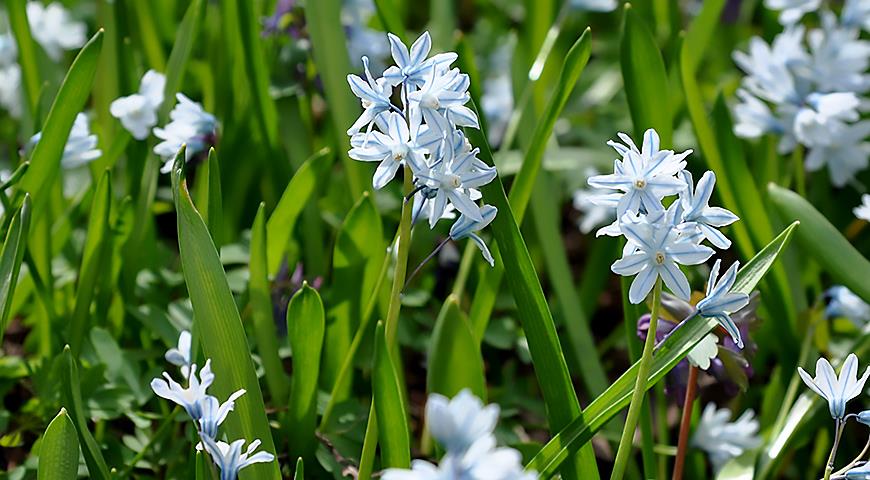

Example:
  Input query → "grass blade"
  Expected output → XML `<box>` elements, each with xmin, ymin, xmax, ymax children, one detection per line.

<box><xmin>0</xmin><ymin>195</ymin><xmax>31</xmax><ymax>343</ymax></box>
<box><xmin>61</xmin><ymin>346</ymin><xmax>111</xmax><ymax>480</ymax></box>
<box><xmin>7</xmin><ymin>0</ymin><xmax>41</xmax><ymax>117</ymax></box>
<box><xmin>287</xmin><ymin>283</ymin><xmax>325</xmax><ymax>458</ymax></box>
<box><xmin>37</xmin><ymin>408</ymin><xmax>80</xmax><ymax>480</ymax></box>
<box><xmin>159</xmin><ymin>0</ymin><xmax>206</xmax><ymax>119</ymax></box>
<box><xmin>194</xmin><ymin>148</ymin><xmax>223</xmax><ymax>248</ymax></box>
<box><xmin>526</xmin><ymin>222</ymin><xmax>799</xmax><ymax>477</ymax></box>
<box><xmin>171</xmin><ymin>148</ymin><xmax>281</xmax><ymax>480</ymax></box>
<box><xmin>372</xmin><ymin>320</ymin><xmax>411</xmax><ymax>468</ymax></box>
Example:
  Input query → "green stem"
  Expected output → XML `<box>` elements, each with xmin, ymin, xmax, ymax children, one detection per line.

<box><xmin>384</xmin><ymin>166</ymin><xmax>414</xmax><ymax>344</ymax></box>
<box><xmin>611</xmin><ymin>278</ymin><xmax>663</xmax><ymax>480</ymax></box>
<box><xmin>824</xmin><ymin>420</ymin><xmax>845</xmax><ymax>480</ymax></box>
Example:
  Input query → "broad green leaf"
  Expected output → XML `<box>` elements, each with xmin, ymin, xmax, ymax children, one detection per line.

<box><xmin>61</xmin><ymin>346</ymin><xmax>110</xmax><ymax>480</ymax></box>
<box><xmin>427</xmin><ymin>295</ymin><xmax>486</xmax><ymax>400</ymax></box>
<box><xmin>171</xmin><ymin>148</ymin><xmax>281</xmax><ymax>480</ymax></box>
<box><xmin>20</xmin><ymin>31</ymin><xmax>103</xmax><ymax>216</ymax></box>
<box><xmin>620</xmin><ymin>4</ymin><xmax>672</xmax><ymax>144</ymax></box>
<box><xmin>249</xmin><ymin>203</ymin><xmax>290</xmax><ymax>402</ymax></box>
<box><xmin>0</xmin><ymin>195</ymin><xmax>31</xmax><ymax>343</ymax></box>
<box><xmin>372</xmin><ymin>321</ymin><xmax>410</xmax><ymax>468</ymax></box>
<box><xmin>194</xmin><ymin>148</ymin><xmax>223</xmax><ymax>248</ymax></box>
<box><xmin>266</xmin><ymin>148</ymin><xmax>332</xmax><ymax>274</ymax></box>
<box><xmin>68</xmin><ymin>170</ymin><xmax>112</xmax><ymax>355</ymax></box>
<box><xmin>7</xmin><ymin>0</ymin><xmax>41</xmax><ymax>116</ymax></box>
<box><xmin>323</xmin><ymin>193</ymin><xmax>384</xmax><ymax>399</ymax></box>
<box><xmin>525</xmin><ymin>222</ymin><xmax>798</xmax><ymax>477</ymax></box>
<box><xmin>768</xmin><ymin>184</ymin><xmax>870</xmax><ymax>301</ymax></box>
<box><xmin>467</xmin><ymin>29</ymin><xmax>592</xmax><ymax>341</ymax></box>
<box><xmin>287</xmin><ymin>284</ymin><xmax>325</xmax><ymax>458</ymax></box>
<box><xmin>37</xmin><ymin>408</ymin><xmax>80</xmax><ymax>480</ymax></box>
<box><xmin>294</xmin><ymin>458</ymin><xmax>304</xmax><ymax>480</ymax></box>
<box><xmin>159</xmin><ymin>0</ymin><xmax>206</xmax><ymax>119</ymax></box>
<box><xmin>306</xmin><ymin>0</ymin><xmax>370</xmax><ymax>197</ymax></box>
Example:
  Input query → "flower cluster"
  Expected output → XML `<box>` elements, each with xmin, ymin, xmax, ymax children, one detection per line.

<box><xmin>346</xmin><ymin>31</ymin><xmax>499</xmax><ymax>266</ymax></box>
<box><xmin>383</xmin><ymin>389</ymin><xmax>536</xmax><ymax>480</ymax></box>
<box><xmin>588</xmin><ymin>129</ymin><xmax>750</xmax><ymax>347</ymax></box>
<box><xmin>691</xmin><ymin>403</ymin><xmax>761</xmax><ymax>473</ymax></box>
<box><xmin>150</xmin><ymin>331</ymin><xmax>274</xmax><ymax>479</ymax></box>
<box><xmin>733</xmin><ymin>0</ymin><xmax>870</xmax><ymax>187</ymax></box>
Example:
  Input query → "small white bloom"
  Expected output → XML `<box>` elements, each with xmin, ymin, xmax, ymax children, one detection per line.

<box><xmin>843</xmin><ymin>0</ymin><xmax>870</xmax><ymax>31</ymax></box>
<box><xmin>855</xmin><ymin>194</ymin><xmax>870</xmax><ymax>222</ymax></box>
<box><xmin>691</xmin><ymin>404</ymin><xmax>761</xmax><ymax>473</ymax></box>
<box><xmin>29</xmin><ymin>112</ymin><xmax>101</xmax><ymax>169</ymax></box>
<box><xmin>110</xmin><ymin>70</ymin><xmax>166</xmax><ymax>140</ymax></box>
<box><xmin>825</xmin><ymin>285</ymin><xmax>870</xmax><ymax>328</ymax></box>
<box><xmin>793</xmin><ymin>92</ymin><xmax>861</xmax><ymax>148</ymax></box>
<box><xmin>798</xmin><ymin>353</ymin><xmax>870</xmax><ymax>419</ymax></box>
<box><xmin>201</xmin><ymin>436</ymin><xmax>275</xmax><ymax>480</ymax></box>
<box><xmin>382</xmin><ymin>31</ymin><xmax>458</xmax><ymax>88</ymax></box>
<box><xmin>449</xmin><ymin>205</ymin><xmax>498</xmax><ymax>267</ymax></box>
<box><xmin>569</xmin><ymin>0</ymin><xmax>618</xmax><ymax>12</ymax></box>
<box><xmin>26</xmin><ymin>2</ymin><xmax>87</xmax><ymax>61</ymax></box>
<box><xmin>678</xmin><ymin>171</ymin><xmax>739</xmax><ymax>249</ymax></box>
<box><xmin>408</xmin><ymin>67</ymin><xmax>478</xmax><ymax>129</ymax></box>
<box><xmin>733</xmin><ymin>27</ymin><xmax>808</xmax><ymax>105</ymax></box>
<box><xmin>383</xmin><ymin>436</ymin><xmax>536</xmax><ymax>480</ymax></box>
<box><xmin>804</xmin><ymin>120</ymin><xmax>870</xmax><ymax>187</ymax></box>
<box><xmin>687</xmin><ymin>334</ymin><xmax>719</xmax><ymax>370</ymax></box>
<box><xmin>153</xmin><ymin>93</ymin><xmax>216</xmax><ymax>172</ymax></box>
<box><xmin>573</xmin><ymin>168</ymin><xmax>619</xmax><ymax>235</ymax></box>
<box><xmin>165</xmin><ymin>330</ymin><xmax>192</xmax><ymax>378</ymax></box>
<box><xmin>696</xmin><ymin>260</ymin><xmax>750</xmax><ymax>349</ymax></box>
<box><xmin>150</xmin><ymin>360</ymin><xmax>214</xmax><ymax>421</ymax></box>
<box><xmin>349</xmin><ymin>111</ymin><xmax>429</xmax><ymax>188</ymax></box>
<box><xmin>763</xmin><ymin>0</ymin><xmax>821</xmax><ymax>25</ymax></box>
<box><xmin>197</xmin><ymin>390</ymin><xmax>246</xmax><ymax>441</ymax></box>
<box><xmin>0</xmin><ymin>63</ymin><xmax>22</xmax><ymax>118</ymax></box>
<box><xmin>806</xmin><ymin>13</ymin><xmax>870</xmax><ymax>94</ymax></box>
<box><xmin>426</xmin><ymin>389</ymin><xmax>499</xmax><ymax>454</ymax></box>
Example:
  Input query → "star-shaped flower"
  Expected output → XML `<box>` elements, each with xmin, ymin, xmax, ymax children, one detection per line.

<box><xmin>798</xmin><ymin>353</ymin><xmax>870</xmax><ymax>420</ymax></box>
<box><xmin>382</xmin><ymin>31</ymin><xmax>458</xmax><ymax>88</ymax></box>
<box><xmin>449</xmin><ymin>205</ymin><xmax>498</xmax><ymax>267</ymax></box>
<box><xmin>347</xmin><ymin>56</ymin><xmax>395</xmax><ymax>135</ymax></box>
<box><xmin>679</xmin><ymin>171</ymin><xmax>739</xmax><ymax>249</ymax></box>
<box><xmin>165</xmin><ymin>330</ymin><xmax>192</xmax><ymax>378</ymax></box>
<box><xmin>696</xmin><ymin>260</ymin><xmax>750</xmax><ymax>348</ymax></box>
<box><xmin>150</xmin><ymin>360</ymin><xmax>215</xmax><ymax>421</ymax></box>
<box><xmin>110</xmin><ymin>70</ymin><xmax>166</xmax><ymax>140</ymax></box>
<box><xmin>426</xmin><ymin>389</ymin><xmax>499</xmax><ymax>455</ymax></box>
<box><xmin>349</xmin><ymin>111</ymin><xmax>429</xmax><ymax>188</ymax></box>
<box><xmin>200</xmin><ymin>436</ymin><xmax>274</xmax><ymax>480</ymax></box>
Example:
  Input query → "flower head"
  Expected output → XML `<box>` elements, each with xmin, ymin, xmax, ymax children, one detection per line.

<box><xmin>198</xmin><ymin>390</ymin><xmax>246</xmax><ymax>440</ymax></box>
<box><xmin>349</xmin><ymin>111</ymin><xmax>429</xmax><ymax>188</ymax></box>
<box><xmin>347</xmin><ymin>56</ymin><xmax>394</xmax><ymax>135</ymax></box>
<box><xmin>201</xmin><ymin>436</ymin><xmax>275</xmax><ymax>480</ymax></box>
<box><xmin>383</xmin><ymin>436</ymin><xmax>536</xmax><ymax>480</ymax></box>
<box><xmin>678</xmin><ymin>171</ymin><xmax>738</xmax><ymax>249</ymax></box>
<box><xmin>763</xmin><ymin>0</ymin><xmax>821</xmax><ymax>25</ymax></box>
<box><xmin>111</xmin><ymin>70</ymin><xmax>166</xmax><ymax>140</ymax></box>
<box><xmin>855</xmin><ymin>194</ymin><xmax>870</xmax><ymax>222</ymax></box>
<box><xmin>150</xmin><ymin>360</ymin><xmax>214</xmax><ymax>420</ymax></box>
<box><xmin>825</xmin><ymin>286</ymin><xmax>870</xmax><ymax>328</ymax></box>
<box><xmin>845</xmin><ymin>462</ymin><xmax>870</xmax><ymax>480</ymax></box>
<box><xmin>691</xmin><ymin>404</ymin><xmax>761</xmax><ymax>473</ymax></box>
<box><xmin>382</xmin><ymin>31</ymin><xmax>458</xmax><ymax>88</ymax></box>
<box><xmin>29</xmin><ymin>113</ymin><xmax>101</xmax><ymax>169</ymax></box>
<box><xmin>797</xmin><ymin>353</ymin><xmax>870</xmax><ymax>419</ymax></box>
<box><xmin>696</xmin><ymin>260</ymin><xmax>750</xmax><ymax>349</ymax></box>
<box><xmin>449</xmin><ymin>205</ymin><xmax>498</xmax><ymax>267</ymax></box>
<box><xmin>426</xmin><ymin>389</ymin><xmax>499</xmax><ymax>455</ymax></box>
<box><xmin>26</xmin><ymin>2</ymin><xmax>86</xmax><ymax>61</ymax></box>
<box><xmin>165</xmin><ymin>330</ymin><xmax>193</xmax><ymax>378</ymax></box>
<box><xmin>153</xmin><ymin>93</ymin><xmax>217</xmax><ymax>172</ymax></box>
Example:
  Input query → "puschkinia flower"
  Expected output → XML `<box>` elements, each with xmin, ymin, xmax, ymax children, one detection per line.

<box><xmin>858</xmin><ymin>410</ymin><xmax>870</xmax><ymax>426</ymax></box>
<box><xmin>111</xmin><ymin>70</ymin><xmax>166</xmax><ymax>140</ymax></box>
<box><xmin>798</xmin><ymin>353</ymin><xmax>870</xmax><ymax>419</ymax></box>
<box><xmin>426</xmin><ymin>389</ymin><xmax>499</xmax><ymax>455</ymax></box>
<box><xmin>825</xmin><ymin>285</ymin><xmax>870</xmax><ymax>327</ymax></box>
<box><xmin>611</xmin><ymin>210</ymin><xmax>714</xmax><ymax>303</ymax></box>
<box><xmin>197</xmin><ymin>390</ymin><xmax>246</xmax><ymax>440</ymax></box>
<box><xmin>588</xmin><ymin>129</ymin><xmax>688</xmax><ymax>216</ymax></box>
<box><xmin>696</xmin><ymin>260</ymin><xmax>750</xmax><ymax>349</ymax></box>
<box><xmin>154</xmin><ymin>93</ymin><xmax>217</xmax><ymax>172</ymax></box>
<box><xmin>763</xmin><ymin>0</ymin><xmax>821</xmax><ymax>25</ymax></box>
<box><xmin>349</xmin><ymin>112</ymin><xmax>428</xmax><ymax>189</ymax></box>
<box><xmin>573</xmin><ymin>168</ymin><xmax>619</xmax><ymax>235</ymax></box>
<box><xmin>347</xmin><ymin>56</ymin><xmax>394</xmax><ymax>135</ymax></box>
<box><xmin>150</xmin><ymin>360</ymin><xmax>214</xmax><ymax>420</ymax></box>
<box><xmin>854</xmin><ymin>195</ymin><xmax>870</xmax><ymax>222</ymax></box>
<box><xmin>679</xmin><ymin>171</ymin><xmax>738</xmax><ymax>249</ymax></box>
<box><xmin>29</xmin><ymin>112</ymin><xmax>101</xmax><ymax>169</ymax></box>
<box><xmin>691</xmin><ymin>404</ymin><xmax>761</xmax><ymax>473</ymax></box>
<box><xmin>165</xmin><ymin>330</ymin><xmax>193</xmax><ymax>378</ymax></box>
<box><xmin>201</xmin><ymin>436</ymin><xmax>275</xmax><ymax>480</ymax></box>
<box><xmin>382</xmin><ymin>32</ymin><xmax>458</xmax><ymax>88</ymax></box>
<box><xmin>26</xmin><ymin>1</ymin><xmax>87</xmax><ymax>61</ymax></box>
<box><xmin>845</xmin><ymin>462</ymin><xmax>870</xmax><ymax>480</ymax></box>
<box><xmin>449</xmin><ymin>205</ymin><xmax>498</xmax><ymax>267</ymax></box>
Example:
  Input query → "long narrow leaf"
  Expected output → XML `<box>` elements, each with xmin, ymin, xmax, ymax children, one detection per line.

<box><xmin>287</xmin><ymin>284</ymin><xmax>325</xmax><ymax>458</ymax></box>
<box><xmin>0</xmin><ymin>195</ymin><xmax>31</xmax><ymax>343</ymax></box>
<box><xmin>159</xmin><ymin>0</ymin><xmax>206</xmax><ymax>119</ymax></box>
<box><xmin>7</xmin><ymin>0</ymin><xmax>41</xmax><ymax>116</ymax></box>
<box><xmin>61</xmin><ymin>346</ymin><xmax>111</xmax><ymax>480</ymax></box>
<box><xmin>427</xmin><ymin>295</ymin><xmax>486</xmax><ymax>400</ymax></box>
<box><xmin>37</xmin><ymin>408</ymin><xmax>80</xmax><ymax>480</ymax></box>
<box><xmin>372</xmin><ymin>321</ymin><xmax>411</xmax><ymax>468</ymax></box>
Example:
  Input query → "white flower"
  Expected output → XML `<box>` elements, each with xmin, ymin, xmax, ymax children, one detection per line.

<box><xmin>342</xmin><ymin>0</ymin><xmax>390</xmax><ymax>70</ymax></box>
<box><xmin>798</xmin><ymin>353</ymin><xmax>870</xmax><ymax>419</ymax></box>
<box><xmin>696</xmin><ymin>260</ymin><xmax>750</xmax><ymax>349</ymax></box>
<box><xmin>825</xmin><ymin>286</ymin><xmax>870</xmax><ymax>328</ymax></box>
<box><xmin>763</xmin><ymin>0</ymin><xmax>821</xmax><ymax>25</ymax></box>
<box><xmin>110</xmin><ymin>70</ymin><xmax>166</xmax><ymax>140</ymax></box>
<box><xmin>733</xmin><ymin>27</ymin><xmax>808</xmax><ymax>106</ymax></box>
<box><xmin>382</xmin><ymin>31</ymin><xmax>458</xmax><ymax>88</ymax></box>
<box><xmin>0</xmin><ymin>63</ymin><xmax>22</xmax><ymax>118</ymax></box>
<box><xmin>408</xmin><ymin>67</ymin><xmax>478</xmax><ymax>129</ymax></box>
<box><xmin>150</xmin><ymin>359</ymin><xmax>214</xmax><ymax>421</ymax></box>
<box><xmin>843</xmin><ymin>0</ymin><xmax>870</xmax><ymax>31</ymax></box>
<box><xmin>588</xmin><ymin>129</ymin><xmax>688</xmax><ymax>217</ymax></box>
<box><xmin>200</xmin><ymin>436</ymin><xmax>274</xmax><ymax>480</ymax></box>
<box><xmin>26</xmin><ymin>2</ymin><xmax>87</xmax><ymax>61</ymax></box>
<box><xmin>165</xmin><ymin>330</ymin><xmax>192</xmax><ymax>378</ymax></box>
<box><xmin>855</xmin><ymin>194</ymin><xmax>870</xmax><ymax>221</ymax></box>
<box><xmin>197</xmin><ymin>390</ymin><xmax>246</xmax><ymax>440</ymax></box>
<box><xmin>793</xmin><ymin>92</ymin><xmax>861</xmax><ymax>148</ymax></box>
<box><xmin>804</xmin><ymin>120</ymin><xmax>870</xmax><ymax>187</ymax></box>
<box><xmin>349</xmin><ymin>111</ymin><xmax>429</xmax><ymax>188</ymax></box>
<box><xmin>806</xmin><ymin>14</ymin><xmax>870</xmax><ymax>94</ymax></box>
<box><xmin>573</xmin><ymin>168</ymin><xmax>618</xmax><ymax>235</ymax></box>
<box><xmin>687</xmin><ymin>334</ymin><xmax>719</xmax><ymax>370</ymax></box>
<box><xmin>691</xmin><ymin>404</ymin><xmax>761</xmax><ymax>473</ymax></box>
<box><xmin>449</xmin><ymin>205</ymin><xmax>498</xmax><ymax>267</ymax></box>
<box><xmin>678</xmin><ymin>171</ymin><xmax>739</xmax><ymax>249</ymax></box>
<box><xmin>346</xmin><ymin>56</ymin><xmax>394</xmax><ymax>135</ymax></box>
<box><xmin>383</xmin><ymin>436</ymin><xmax>536</xmax><ymax>480</ymax></box>
<box><xmin>426</xmin><ymin>389</ymin><xmax>499</xmax><ymax>455</ymax></box>
<box><xmin>611</xmin><ymin>210</ymin><xmax>714</xmax><ymax>304</ymax></box>
<box><xmin>569</xmin><ymin>0</ymin><xmax>618</xmax><ymax>12</ymax></box>
<box><xmin>153</xmin><ymin>93</ymin><xmax>216</xmax><ymax>172</ymax></box>
<box><xmin>29</xmin><ymin>112</ymin><xmax>101</xmax><ymax>169</ymax></box>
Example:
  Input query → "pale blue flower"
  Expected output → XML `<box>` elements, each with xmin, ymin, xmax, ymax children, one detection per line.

<box><xmin>588</xmin><ymin>129</ymin><xmax>688</xmax><ymax>216</ymax></box>
<box><xmin>732</xmin><ymin>27</ymin><xmax>807</xmax><ymax>106</ymax></box>
<box><xmin>198</xmin><ymin>390</ymin><xmax>246</xmax><ymax>440</ymax></box>
<box><xmin>611</xmin><ymin>211</ymin><xmax>714</xmax><ymax>304</ymax></box>
<box><xmin>201</xmin><ymin>435</ymin><xmax>275</xmax><ymax>480</ymax></box>
<box><xmin>678</xmin><ymin>171</ymin><xmax>738</xmax><ymax>249</ymax></box>
<box><xmin>408</xmin><ymin>67</ymin><xmax>478</xmax><ymax>129</ymax></box>
<box><xmin>804</xmin><ymin>120</ymin><xmax>870</xmax><ymax>187</ymax></box>
<box><xmin>855</xmin><ymin>195</ymin><xmax>870</xmax><ymax>222</ymax></box>
<box><xmin>346</xmin><ymin>56</ymin><xmax>394</xmax><ymax>135</ymax></box>
<box><xmin>349</xmin><ymin>111</ymin><xmax>429</xmax><ymax>188</ymax></box>
<box><xmin>382</xmin><ymin>31</ymin><xmax>458</xmax><ymax>88</ymax></box>
<box><xmin>573</xmin><ymin>168</ymin><xmax>618</xmax><ymax>235</ymax></box>
<box><xmin>111</xmin><ymin>70</ymin><xmax>166</xmax><ymax>140</ymax></box>
<box><xmin>150</xmin><ymin>359</ymin><xmax>214</xmax><ymax>420</ymax></box>
<box><xmin>30</xmin><ymin>113</ymin><xmax>101</xmax><ymax>169</ymax></box>
<box><xmin>26</xmin><ymin>1</ymin><xmax>86</xmax><ymax>61</ymax></box>
<box><xmin>165</xmin><ymin>330</ymin><xmax>192</xmax><ymax>378</ymax></box>
<box><xmin>691</xmin><ymin>404</ymin><xmax>761</xmax><ymax>473</ymax></box>
<box><xmin>857</xmin><ymin>410</ymin><xmax>870</xmax><ymax>426</ymax></box>
<box><xmin>383</xmin><ymin>436</ymin><xmax>536</xmax><ymax>480</ymax></box>
<box><xmin>806</xmin><ymin>13</ymin><xmax>870</xmax><ymax>94</ymax></box>
<box><xmin>825</xmin><ymin>285</ymin><xmax>870</xmax><ymax>327</ymax></box>
<box><xmin>845</xmin><ymin>462</ymin><xmax>870</xmax><ymax>480</ymax></box>
<box><xmin>798</xmin><ymin>353</ymin><xmax>870</xmax><ymax>419</ymax></box>
<box><xmin>154</xmin><ymin>94</ymin><xmax>217</xmax><ymax>172</ymax></box>
<box><xmin>686</xmin><ymin>334</ymin><xmax>719</xmax><ymax>370</ymax></box>
<box><xmin>793</xmin><ymin>92</ymin><xmax>861</xmax><ymax>148</ymax></box>
<box><xmin>763</xmin><ymin>0</ymin><xmax>821</xmax><ymax>25</ymax></box>
<box><xmin>426</xmin><ymin>389</ymin><xmax>499</xmax><ymax>454</ymax></box>
<box><xmin>843</xmin><ymin>0</ymin><xmax>870</xmax><ymax>31</ymax></box>
<box><xmin>696</xmin><ymin>260</ymin><xmax>750</xmax><ymax>349</ymax></box>
<box><xmin>449</xmin><ymin>205</ymin><xmax>497</xmax><ymax>267</ymax></box>
<box><xmin>569</xmin><ymin>0</ymin><xmax>618</xmax><ymax>12</ymax></box>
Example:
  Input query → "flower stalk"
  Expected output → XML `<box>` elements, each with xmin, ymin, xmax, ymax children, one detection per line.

<box><xmin>825</xmin><ymin>419</ymin><xmax>846</xmax><ymax>480</ymax></box>
<box><xmin>672</xmin><ymin>365</ymin><xmax>699</xmax><ymax>480</ymax></box>
<box><xmin>611</xmin><ymin>278</ymin><xmax>663</xmax><ymax>480</ymax></box>
<box><xmin>385</xmin><ymin>165</ymin><xmax>414</xmax><ymax>345</ymax></box>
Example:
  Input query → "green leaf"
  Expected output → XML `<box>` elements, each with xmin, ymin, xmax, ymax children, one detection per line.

<box><xmin>233</xmin><ymin>0</ymin><xmax>279</xmax><ymax>149</ymax></box>
<box><xmin>20</xmin><ymin>30</ymin><xmax>103</xmax><ymax>216</ymax></box>
<box><xmin>68</xmin><ymin>170</ymin><xmax>113</xmax><ymax>355</ymax></box>
<box><xmin>427</xmin><ymin>295</ymin><xmax>486</xmax><ymax>400</ymax></box>
<box><xmin>171</xmin><ymin>148</ymin><xmax>281</xmax><ymax>480</ymax></box>
<box><xmin>266</xmin><ymin>148</ymin><xmax>332</xmax><ymax>274</ymax></box>
<box><xmin>37</xmin><ymin>408</ymin><xmax>80</xmax><ymax>480</ymax></box>
<box><xmin>682</xmin><ymin>0</ymin><xmax>726</xmax><ymax>74</ymax></box>
<box><xmin>194</xmin><ymin>148</ymin><xmax>223</xmax><ymax>248</ymax></box>
<box><xmin>322</xmin><ymin>192</ymin><xmax>384</xmax><ymax>400</ymax></box>
<box><xmin>525</xmin><ymin>222</ymin><xmax>798</xmax><ymax>477</ymax></box>
<box><xmin>294</xmin><ymin>457</ymin><xmax>304</xmax><ymax>480</ymax></box>
<box><xmin>620</xmin><ymin>4</ymin><xmax>672</xmax><ymax>144</ymax></box>
<box><xmin>159</xmin><ymin>0</ymin><xmax>206</xmax><ymax>119</ymax></box>
<box><xmin>61</xmin><ymin>346</ymin><xmax>110</xmax><ymax>480</ymax></box>
<box><xmin>716</xmin><ymin>450</ymin><xmax>757</xmax><ymax>480</ymax></box>
<box><xmin>467</xmin><ymin>29</ymin><xmax>592</xmax><ymax>341</ymax></box>
<box><xmin>372</xmin><ymin>321</ymin><xmax>410</xmax><ymax>468</ymax></box>
<box><xmin>373</xmin><ymin>0</ymin><xmax>407</xmax><ymax>42</ymax></box>
<box><xmin>768</xmin><ymin>184</ymin><xmax>870</xmax><ymax>301</ymax></box>
<box><xmin>287</xmin><ymin>284</ymin><xmax>325</xmax><ymax>458</ymax></box>
<box><xmin>7</xmin><ymin>0</ymin><xmax>41</xmax><ymax>116</ymax></box>
<box><xmin>0</xmin><ymin>195</ymin><xmax>31</xmax><ymax>343</ymax></box>
<box><xmin>305</xmin><ymin>0</ymin><xmax>370</xmax><ymax>198</ymax></box>
<box><xmin>249</xmin><ymin>203</ymin><xmax>290</xmax><ymax>402</ymax></box>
